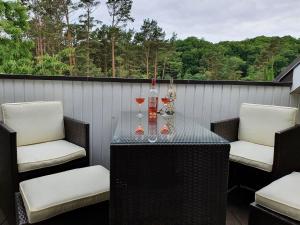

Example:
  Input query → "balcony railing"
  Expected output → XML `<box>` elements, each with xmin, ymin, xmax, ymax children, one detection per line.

<box><xmin>0</xmin><ymin>74</ymin><xmax>297</xmax><ymax>168</ymax></box>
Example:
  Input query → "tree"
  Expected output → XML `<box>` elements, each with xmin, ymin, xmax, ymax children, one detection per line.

<box><xmin>91</xmin><ymin>25</ymin><xmax>111</xmax><ymax>75</ymax></box>
<box><xmin>2</xmin><ymin>2</ymin><xmax>300</xmax><ymax>81</ymax></box>
<box><xmin>134</xmin><ymin>19</ymin><xmax>165</xmax><ymax>79</ymax></box>
<box><xmin>0</xmin><ymin>1</ymin><xmax>34</xmax><ymax>74</ymax></box>
<box><xmin>61</xmin><ymin>0</ymin><xmax>78</xmax><ymax>75</ymax></box>
<box><xmin>78</xmin><ymin>0</ymin><xmax>100</xmax><ymax>76</ymax></box>
<box><xmin>23</xmin><ymin>0</ymin><xmax>67</xmax><ymax>57</ymax></box>
<box><xmin>106</xmin><ymin>0</ymin><xmax>134</xmax><ymax>78</ymax></box>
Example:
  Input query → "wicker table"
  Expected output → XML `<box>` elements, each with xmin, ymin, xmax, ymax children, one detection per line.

<box><xmin>110</xmin><ymin>112</ymin><xmax>230</xmax><ymax>225</ymax></box>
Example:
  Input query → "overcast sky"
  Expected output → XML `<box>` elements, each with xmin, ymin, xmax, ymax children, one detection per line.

<box><xmin>79</xmin><ymin>0</ymin><xmax>300</xmax><ymax>43</ymax></box>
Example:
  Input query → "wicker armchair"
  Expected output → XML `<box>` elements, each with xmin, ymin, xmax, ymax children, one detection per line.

<box><xmin>0</xmin><ymin>101</ymin><xmax>90</xmax><ymax>225</ymax></box>
<box><xmin>211</xmin><ymin>103</ymin><xmax>300</xmax><ymax>190</ymax></box>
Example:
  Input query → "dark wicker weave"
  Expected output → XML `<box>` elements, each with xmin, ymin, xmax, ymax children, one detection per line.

<box><xmin>211</xmin><ymin>118</ymin><xmax>300</xmax><ymax>190</ymax></box>
<box><xmin>0</xmin><ymin>117</ymin><xmax>89</xmax><ymax>225</ymax></box>
<box><xmin>15</xmin><ymin>193</ymin><xmax>108</xmax><ymax>225</ymax></box>
<box><xmin>110</xmin><ymin>112</ymin><xmax>230</xmax><ymax>225</ymax></box>
<box><xmin>249</xmin><ymin>203</ymin><xmax>300</xmax><ymax>225</ymax></box>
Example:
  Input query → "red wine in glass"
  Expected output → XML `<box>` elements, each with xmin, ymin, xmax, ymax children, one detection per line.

<box><xmin>161</xmin><ymin>97</ymin><xmax>170</xmax><ymax>105</ymax></box>
<box><xmin>135</xmin><ymin>125</ymin><xmax>144</xmax><ymax>135</ymax></box>
<box><xmin>161</xmin><ymin>97</ymin><xmax>170</xmax><ymax>116</ymax></box>
<box><xmin>160</xmin><ymin>124</ymin><xmax>169</xmax><ymax>135</ymax></box>
<box><xmin>135</xmin><ymin>97</ymin><xmax>145</xmax><ymax>118</ymax></box>
<box><xmin>136</xmin><ymin>97</ymin><xmax>145</xmax><ymax>105</ymax></box>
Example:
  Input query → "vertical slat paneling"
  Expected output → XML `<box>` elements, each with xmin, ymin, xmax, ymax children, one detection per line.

<box><xmin>82</xmin><ymin>82</ymin><xmax>93</xmax><ymax>164</ymax></box>
<box><xmin>280</xmin><ymin>87</ymin><xmax>291</xmax><ymax>106</ymax></box>
<box><xmin>73</xmin><ymin>81</ymin><xmax>83</xmax><ymax>120</ymax></box>
<box><xmin>33</xmin><ymin>80</ymin><xmax>45</xmax><ymax>100</ymax></box>
<box><xmin>102</xmin><ymin>82</ymin><xmax>113</xmax><ymax>168</ymax></box>
<box><xmin>220</xmin><ymin>85</ymin><xmax>231</xmax><ymax>119</ymax></box>
<box><xmin>13</xmin><ymin>79</ymin><xmax>25</xmax><ymax>103</ymax></box>
<box><xmin>202</xmin><ymin>85</ymin><xmax>213</xmax><ymax>128</ymax></box>
<box><xmin>211</xmin><ymin>85</ymin><xmax>222</xmax><ymax>122</ymax></box>
<box><xmin>185</xmin><ymin>84</ymin><xmax>195</xmax><ymax>118</ymax></box>
<box><xmin>229</xmin><ymin>85</ymin><xmax>240</xmax><ymax>117</ymax></box>
<box><xmin>53</xmin><ymin>81</ymin><xmax>64</xmax><ymax>101</ymax></box>
<box><xmin>63</xmin><ymin>81</ymin><xmax>73</xmax><ymax>117</ymax></box>
<box><xmin>91</xmin><ymin>82</ymin><xmax>103</xmax><ymax>164</ymax></box>
<box><xmin>193</xmin><ymin>84</ymin><xmax>205</xmax><ymax>124</ymax></box>
<box><xmin>24</xmin><ymin>80</ymin><xmax>35</xmax><ymax>102</ymax></box>
<box><xmin>175</xmin><ymin>84</ymin><xmax>186</xmax><ymax>115</ymax></box>
<box><xmin>238</xmin><ymin>85</ymin><xmax>249</xmax><ymax>107</ymax></box>
<box><xmin>121</xmin><ymin>83</ymin><xmax>132</xmax><ymax>112</ymax></box>
<box><xmin>0</xmin><ymin>80</ymin><xmax>3</xmax><ymax>104</ymax></box>
<box><xmin>44</xmin><ymin>81</ymin><xmax>54</xmax><ymax>101</ymax></box>
<box><xmin>263</xmin><ymin>86</ymin><xmax>274</xmax><ymax>105</ymax></box>
<box><xmin>111</xmin><ymin>83</ymin><xmax>122</xmax><ymax>133</ymax></box>
<box><xmin>255</xmin><ymin>87</ymin><xmax>266</xmax><ymax>104</ymax></box>
<box><xmin>0</xmin><ymin>78</ymin><xmax>294</xmax><ymax>168</ymax></box>
<box><xmin>3</xmin><ymin>80</ymin><xmax>15</xmax><ymax>103</ymax></box>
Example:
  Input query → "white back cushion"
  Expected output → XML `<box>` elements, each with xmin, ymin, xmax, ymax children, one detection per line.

<box><xmin>1</xmin><ymin>101</ymin><xmax>65</xmax><ymax>146</ymax></box>
<box><xmin>238</xmin><ymin>103</ymin><xmax>298</xmax><ymax>147</ymax></box>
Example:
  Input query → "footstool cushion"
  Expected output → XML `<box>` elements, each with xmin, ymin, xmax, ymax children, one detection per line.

<box><xmin>19</xmin><ymin>165</ymin><xmax>109</xmax><ymax>224</ymax></box>
<box><xmin>255</xmin><ymin>172</ymin><xmax>300</xmax><ymax>221</ymax></box>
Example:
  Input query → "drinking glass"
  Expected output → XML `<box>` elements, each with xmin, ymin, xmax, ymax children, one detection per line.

<box><xmin>161</xmin><ymin>97</ymin><xmax>170</xmax><ymax>117</ymax></box>
<box><xmin>160</xmin><ymin>124</ymin><xmax>169</xmax><ymax>135</ymax></box>
<box><xmin>135</xmin><ymin>97</ymin><xmax>145</xmax><ymax>118</ymax></box>
<box><xmin>135</xmin><ymin>124</ymin><xmax>144</xmax><ymax>135</ymax></box>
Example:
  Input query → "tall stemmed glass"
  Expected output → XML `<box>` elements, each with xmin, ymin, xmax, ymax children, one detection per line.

<box><xmin>161</xmin><ymin>97</ymin><xmax>170</xmax><ymax>117</ymax></box>
<box><xmin>135</xmin><ymin>97</ymin><xmax>145</xmax><ymax>118</ymax></box>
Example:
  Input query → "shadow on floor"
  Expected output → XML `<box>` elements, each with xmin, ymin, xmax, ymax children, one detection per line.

<box><xmin>226</xmin><ymin>188</ymin><xmax>255</xmax><ymax>225</ymax></box>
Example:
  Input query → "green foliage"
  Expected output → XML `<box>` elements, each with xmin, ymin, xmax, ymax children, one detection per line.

<box><xmin>1</xmin><ymin>1</ymin><xmax>300</xmax><ymax>81</ymax></box>
<box><xmin>0</xmin><ymin>1</ymin><xmax>34</xmax><ymax>74</ymax></box>
<box><xmin>0</xmin><ymin>58</ymin><xmax>33</xmax><ymax>74</ymax></box>
<box><xmin>177</xmin><ymin>36</ymin><xmax>300</xmax><ymax>81</ymax></box>
<box><xmin>34</xmin><ymin>54</ymin><xmax>70</xmax><ymax>76</ymax></box>
<box><xmin>0</xmin><ymin>1</ymin><xmax>29</xmax><ymax>39</ymax></box>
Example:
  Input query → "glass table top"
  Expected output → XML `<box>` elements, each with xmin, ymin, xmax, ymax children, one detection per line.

<box><xmin>112</xmin><ymin>112</ymin><xmax>228</xmax><ymax>145</ymax></box>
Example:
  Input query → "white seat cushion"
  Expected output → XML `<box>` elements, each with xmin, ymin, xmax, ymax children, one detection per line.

<box><xmin>20</xmin><ymin>165</ymin><xmax>110</xmax><ymax>224</ymax></box>
<box><xmin>238</xmin><ymin>103</ymin><xmax>297</xmax><ymax>147</ymax></box>
<box><xmin>17</xmin><ymin>140</ymin><xmax>86</xmax><ymax>173</ymax></box>
<box><xmin>256</xmin><ymin>172</ymin><xmax>300</xmax><ymax>221</ymax></box>
<box><xmin>1</xmin><ymin>101</ymin><xmax>65</xmax><ymax>146</ymax></box>
<box><xmin>230</xmin><ymin>141</ymin><xmax>274</xmax><ymax>172</ymax></box>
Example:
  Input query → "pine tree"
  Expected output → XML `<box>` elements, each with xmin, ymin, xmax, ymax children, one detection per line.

<box><xmin>134</xmin><ymin>19</ymin><xmax>165</xmax><ymax>79</ymax></box>
<box><xmin>106</xmin><ymin>0</ymin><xmax>134</xmax><ymax>78</ymax></box>
<box><xmin>78</xmin><ymin>0</ymin><xmax>100</xmax><ymax>76</ymax></box>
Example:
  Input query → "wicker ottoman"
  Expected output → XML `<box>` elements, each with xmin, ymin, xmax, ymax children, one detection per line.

<box><xmin>249</xmin><ymin>172</ymin><xmax>300</xmax><ymax>225</ymax></box>
<box><xmin>17</xmin><ymin>166</ymin><xmax>109</xmax><ymax>225</ymax></box>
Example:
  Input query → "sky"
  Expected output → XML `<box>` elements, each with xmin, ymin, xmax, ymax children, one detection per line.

<box><xmin>78</xmin><ymin>0</ymin><xmax>300</xmax><ymax>43</ymax></box>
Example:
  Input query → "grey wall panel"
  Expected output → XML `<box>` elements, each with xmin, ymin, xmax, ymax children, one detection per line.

<box><xmin>0</xmin><ymin>79</ymin><xmax>298</xmax><ymax>168</ymax></box>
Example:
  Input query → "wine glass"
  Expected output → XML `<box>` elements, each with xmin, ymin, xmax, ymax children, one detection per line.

<box><xmin>135</xmin><ymin>124</ymin><xmax>144</xmax><ymax>135</ymax></box>
<box><xmin>160</xmin><ymin>124</ymin><xmax>169</xmax><ymax>135</ymax></box>
<box><xmin>161</xmin><ymin>97</ymin><xmax>170</xmax><ymax>117</ymax></box>
<box><xmin>135</xmin><ymin>97</ymin><xmax>145</xmax><ymax>118</ymax></box>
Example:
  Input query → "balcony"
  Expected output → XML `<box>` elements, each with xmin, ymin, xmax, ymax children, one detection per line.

<box><xmin>0</xmin><ymin>74</ymin><xmax>299</xmax><ymax>225</ymax></box>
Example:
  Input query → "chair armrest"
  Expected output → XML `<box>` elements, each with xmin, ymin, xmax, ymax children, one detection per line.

<box><xmin>0</xmin><ymin>122</ymin><xmax>17</xmax><ymax>224</ymax></box>
<box><xmin>273</xmin><ymin>125</ymin><xmax>300</xmax><ymax>178</ymax></box>
<box><xmin>64</xmin><ymin>117</ymin><xmax>90</xmax><ymax>160</ymax></box>
<box><xmin>211</xmin><ymin>118</ymin><xmax>239</xmax><ymax>142</ymax></box>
